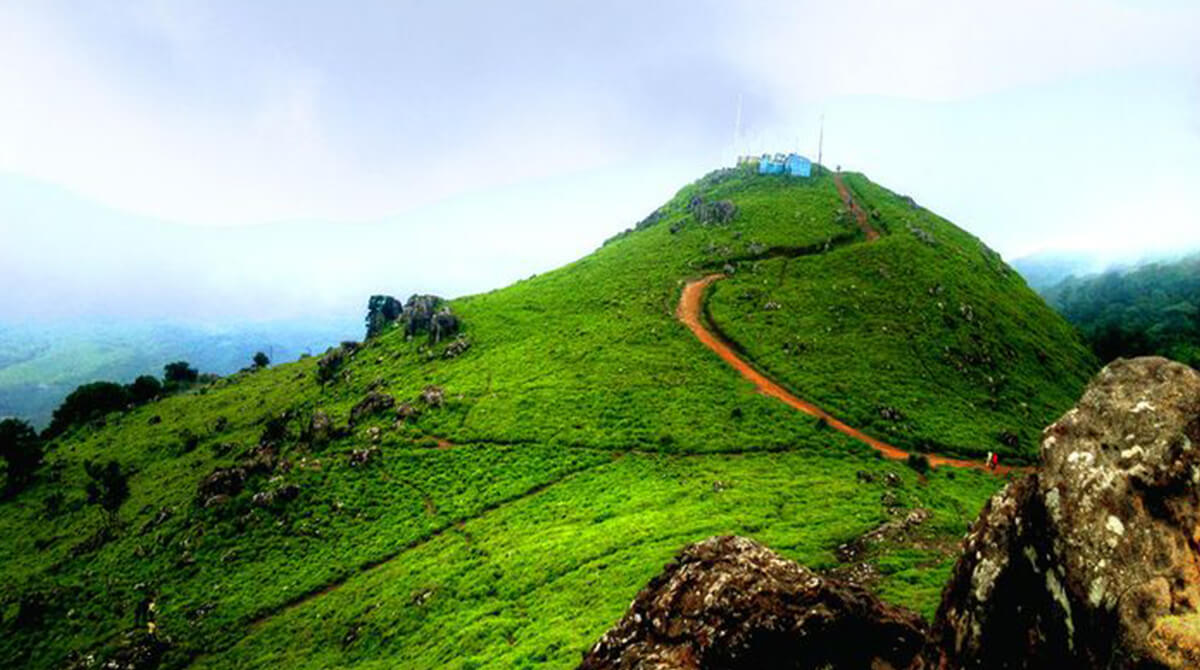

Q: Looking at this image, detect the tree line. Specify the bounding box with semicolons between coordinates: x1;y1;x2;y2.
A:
1042;253;1200;368
0;352;269;500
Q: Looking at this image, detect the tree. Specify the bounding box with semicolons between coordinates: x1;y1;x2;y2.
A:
0;418;42;497
127;375;163;405
253;351;270;369
84;459;130;524
163;361;199;385
45;381;131;438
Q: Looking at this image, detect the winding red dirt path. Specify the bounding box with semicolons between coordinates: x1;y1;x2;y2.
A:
834;173;880;241
678;177;1026;474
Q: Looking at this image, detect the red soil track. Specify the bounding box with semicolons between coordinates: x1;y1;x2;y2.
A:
834;173;880;241
677;179;1025;474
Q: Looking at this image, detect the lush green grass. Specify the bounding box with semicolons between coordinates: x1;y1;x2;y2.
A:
0;165;1091;668
707;174;1097;462
203;452;998;670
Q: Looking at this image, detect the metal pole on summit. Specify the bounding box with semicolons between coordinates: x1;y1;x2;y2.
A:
817;114;824;176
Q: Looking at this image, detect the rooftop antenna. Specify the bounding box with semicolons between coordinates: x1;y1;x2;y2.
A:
817;114;825;175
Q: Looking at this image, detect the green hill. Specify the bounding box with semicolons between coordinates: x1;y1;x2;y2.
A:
0;166;1097;669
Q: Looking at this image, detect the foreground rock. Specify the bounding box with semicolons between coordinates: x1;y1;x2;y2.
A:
578;535;929;669
934;356;1200;668
583;358;1200;669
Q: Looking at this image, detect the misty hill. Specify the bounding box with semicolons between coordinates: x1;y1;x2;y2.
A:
0;319;359;429
0;165;1097;669
1041;252;1200;368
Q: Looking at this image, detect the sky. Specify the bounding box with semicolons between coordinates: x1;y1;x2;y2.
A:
2;0;1199;322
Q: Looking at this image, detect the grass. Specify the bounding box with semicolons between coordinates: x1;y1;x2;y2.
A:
0;164;1094;668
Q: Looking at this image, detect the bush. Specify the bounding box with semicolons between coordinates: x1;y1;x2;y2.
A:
164;361;199;385
1;418;42;496
84;460;130;524
45;382;131;438
127;375;163;405
253;352;270;369
905;453;931;475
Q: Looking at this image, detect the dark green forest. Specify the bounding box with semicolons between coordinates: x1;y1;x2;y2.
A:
1041;253;1200;368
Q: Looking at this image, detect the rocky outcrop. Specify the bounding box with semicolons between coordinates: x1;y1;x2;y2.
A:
933;356;1200;668
582;357;1200;669
578;535;930;670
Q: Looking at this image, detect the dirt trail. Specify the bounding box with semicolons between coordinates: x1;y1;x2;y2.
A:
678;274;1023;475
834;173;879;241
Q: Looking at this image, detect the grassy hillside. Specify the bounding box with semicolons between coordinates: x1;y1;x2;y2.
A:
708;174;1097;462
0;165;1096;669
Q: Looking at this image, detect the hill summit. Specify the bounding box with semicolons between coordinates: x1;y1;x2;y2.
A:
1;164;1096;669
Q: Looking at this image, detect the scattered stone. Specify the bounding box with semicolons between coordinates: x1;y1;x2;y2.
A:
883;472;902;487
396;402;420;423
316;347;346;384
578;536;929;669
420;385;445;408
349;392;396;426
348;447;381;467
444;336;471;359
365;426;382;444
308;410;333;445
763;301;781;311
856;470;876;484
880;406;905;422
197;467;246;501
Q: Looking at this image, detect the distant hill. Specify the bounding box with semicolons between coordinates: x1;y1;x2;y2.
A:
1041;253;1200;368
0;165;1097;669
0;319;358;429
1010;251;1115;290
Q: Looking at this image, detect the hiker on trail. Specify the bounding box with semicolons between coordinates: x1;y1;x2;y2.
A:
986;452;993;470
990;453;999;470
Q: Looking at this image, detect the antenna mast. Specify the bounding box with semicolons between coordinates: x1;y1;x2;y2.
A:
817;114;825;175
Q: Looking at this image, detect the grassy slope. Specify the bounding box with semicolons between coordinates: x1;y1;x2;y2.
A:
708;173;1097;462
0;166;1091;669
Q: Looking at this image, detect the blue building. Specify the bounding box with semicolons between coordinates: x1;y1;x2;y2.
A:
758;153;785;175
757;152;812;178
785;153;812;177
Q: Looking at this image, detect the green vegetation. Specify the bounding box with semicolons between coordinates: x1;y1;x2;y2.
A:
0;165;1093;668
707;174;1096;462
1041;253;1200;368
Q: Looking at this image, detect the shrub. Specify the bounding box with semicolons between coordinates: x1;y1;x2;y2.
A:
163;361;199;385
253;352;270;369
45;382;131;438
84;460;130;524
1;418;42;496
905;453;931;475
127;375;163;405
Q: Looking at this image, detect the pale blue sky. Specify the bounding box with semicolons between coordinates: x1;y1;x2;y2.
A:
1;1;1198;320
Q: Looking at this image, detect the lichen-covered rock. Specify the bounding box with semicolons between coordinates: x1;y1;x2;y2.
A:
933;357;1200;668
420;385;445;408
578;535;930;670
349;391;396;426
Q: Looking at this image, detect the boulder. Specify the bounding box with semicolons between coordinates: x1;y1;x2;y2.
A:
933;357;1200;668
349;392;396;426
197;467;246;501
578;535;930;670
420;385;445;408
308;410;333;445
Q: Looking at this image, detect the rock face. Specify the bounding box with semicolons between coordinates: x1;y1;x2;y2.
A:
934;357;1200;668
582;358;1200;669
578;535;930;670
